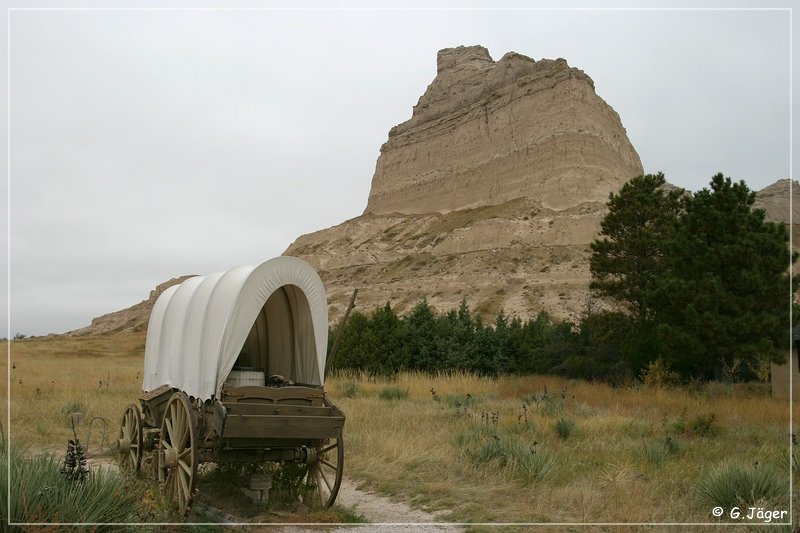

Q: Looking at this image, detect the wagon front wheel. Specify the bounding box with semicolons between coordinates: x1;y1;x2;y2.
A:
303;431;344;509
158;393;198;517
116;403;142;472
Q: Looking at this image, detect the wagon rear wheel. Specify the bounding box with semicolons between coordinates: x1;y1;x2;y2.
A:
158;393;198;517
116;403;142;472
303;431;344;509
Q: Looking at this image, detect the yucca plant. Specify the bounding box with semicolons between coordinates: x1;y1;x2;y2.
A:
2;440;145;525
641;435;683;465
695;462;786;510
554;418;576;440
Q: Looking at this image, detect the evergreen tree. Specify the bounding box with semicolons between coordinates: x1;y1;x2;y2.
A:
370;302;403;374
590;173;683;323
402;300;439;371
652;173;796;379
330;311;372;371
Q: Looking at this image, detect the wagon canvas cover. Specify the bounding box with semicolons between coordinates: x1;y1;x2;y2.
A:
142;256;328;400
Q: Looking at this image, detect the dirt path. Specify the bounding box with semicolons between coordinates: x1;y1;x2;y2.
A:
322;478;460;532
85;449;460;530
195;477;461;532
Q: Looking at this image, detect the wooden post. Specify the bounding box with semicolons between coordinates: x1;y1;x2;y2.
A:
325;288;358;379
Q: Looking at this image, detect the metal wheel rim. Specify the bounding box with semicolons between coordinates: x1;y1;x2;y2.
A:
116;403;142;472
158;392;198;517
303;432;344;509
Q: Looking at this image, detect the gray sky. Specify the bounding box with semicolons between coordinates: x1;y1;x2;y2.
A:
2;2;796;336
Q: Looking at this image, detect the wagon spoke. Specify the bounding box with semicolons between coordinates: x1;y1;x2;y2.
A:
315;468;327;503
320;442;338;455
317;464;333;493
178;469;190;503
178;459;192;476
320;458;336;470
176;403;185;444
165;417;175;444
178;448;192;460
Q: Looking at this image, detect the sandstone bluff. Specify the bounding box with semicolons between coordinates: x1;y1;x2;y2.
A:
366;46;642;214
286;45;643;322
68;46;793;336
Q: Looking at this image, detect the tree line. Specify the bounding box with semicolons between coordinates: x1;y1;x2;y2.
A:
330;173;795;383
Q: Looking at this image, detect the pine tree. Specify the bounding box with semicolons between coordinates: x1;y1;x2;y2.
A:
590;173;683;323
652;174;796;379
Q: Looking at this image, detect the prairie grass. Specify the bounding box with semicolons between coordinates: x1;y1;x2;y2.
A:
3;337;796;527
327;370;793;524
6;333;145;452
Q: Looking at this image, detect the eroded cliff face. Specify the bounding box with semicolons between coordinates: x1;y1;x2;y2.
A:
287;197;605;322
70;45;794;334
754;178;799;275
365;45;643;214
282;46;644;321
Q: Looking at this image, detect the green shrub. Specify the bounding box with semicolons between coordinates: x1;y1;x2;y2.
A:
695;463;785;509
553;418;576;440
663;410;718;437
641;358;681;387
688;413;718;437
378;386;409;400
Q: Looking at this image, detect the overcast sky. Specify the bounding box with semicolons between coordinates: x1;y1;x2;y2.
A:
2;2;796;336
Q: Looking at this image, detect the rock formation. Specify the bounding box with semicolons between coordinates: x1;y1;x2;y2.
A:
71;46;794;335
754;178;799;275
286;45;643;322
365;45;643;214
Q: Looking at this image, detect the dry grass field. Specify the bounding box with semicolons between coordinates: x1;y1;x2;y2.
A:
328;372;793;526
4;334;797;529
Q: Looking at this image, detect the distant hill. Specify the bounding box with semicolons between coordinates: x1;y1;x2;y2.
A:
66;275;194;336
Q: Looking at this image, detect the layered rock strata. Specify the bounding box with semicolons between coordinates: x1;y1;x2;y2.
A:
285;45;643;321
79;48;795;334
365;45;643;214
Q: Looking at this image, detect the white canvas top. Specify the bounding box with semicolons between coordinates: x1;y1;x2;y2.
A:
142;256;328;400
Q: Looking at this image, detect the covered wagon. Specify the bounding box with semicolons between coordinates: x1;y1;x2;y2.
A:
115;256;345;515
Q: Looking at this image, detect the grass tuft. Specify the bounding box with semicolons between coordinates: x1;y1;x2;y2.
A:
455;425;554;483
2;441;145;523
337;380;359;398
553;418;576;440
695;462;785;510
378;386;409;400
640;435;683;465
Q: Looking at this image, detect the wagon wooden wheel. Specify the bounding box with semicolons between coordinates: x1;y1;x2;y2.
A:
302;431;344;509
116;403;143;472
158;392;198;517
